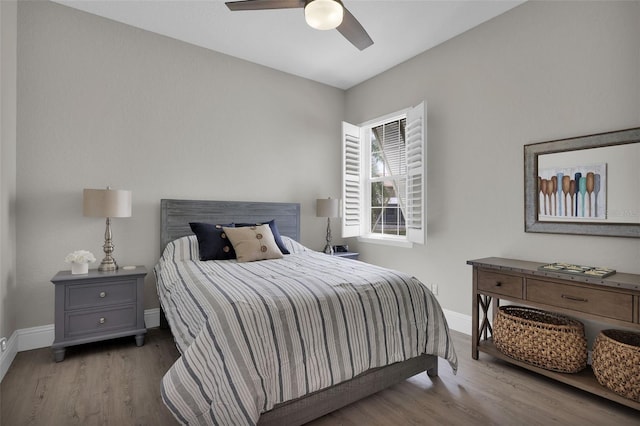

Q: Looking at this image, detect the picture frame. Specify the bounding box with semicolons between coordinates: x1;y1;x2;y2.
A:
524;127;640;238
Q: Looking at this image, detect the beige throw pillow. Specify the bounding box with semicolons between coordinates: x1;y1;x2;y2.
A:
222;224;284;263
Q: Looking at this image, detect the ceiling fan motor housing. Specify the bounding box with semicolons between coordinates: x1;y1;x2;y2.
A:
305;0;344;31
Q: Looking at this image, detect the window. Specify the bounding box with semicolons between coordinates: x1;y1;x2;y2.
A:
342;102;425;246
370;118;406;237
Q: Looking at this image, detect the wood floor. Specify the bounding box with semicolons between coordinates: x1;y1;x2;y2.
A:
1;328;638;425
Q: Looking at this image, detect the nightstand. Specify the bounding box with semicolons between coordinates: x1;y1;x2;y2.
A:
331;251;359;260
51;266;147;362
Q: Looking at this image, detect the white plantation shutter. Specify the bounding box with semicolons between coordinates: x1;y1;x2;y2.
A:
405;102;425;244
373;121;406;177
342;122;362;238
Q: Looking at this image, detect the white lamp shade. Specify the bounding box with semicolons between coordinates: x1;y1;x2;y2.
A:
316;198;340;218
305;0;344;30
83;188;132;218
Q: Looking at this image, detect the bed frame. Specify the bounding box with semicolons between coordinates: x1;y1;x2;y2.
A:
159;199;438;425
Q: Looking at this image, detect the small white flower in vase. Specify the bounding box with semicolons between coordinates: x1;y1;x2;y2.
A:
65;250;96;274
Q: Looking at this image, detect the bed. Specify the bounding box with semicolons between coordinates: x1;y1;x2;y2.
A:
155;199;458;425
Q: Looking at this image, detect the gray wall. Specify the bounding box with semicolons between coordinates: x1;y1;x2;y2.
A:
16;2;344;329
345;0;640;316
1;0;17;340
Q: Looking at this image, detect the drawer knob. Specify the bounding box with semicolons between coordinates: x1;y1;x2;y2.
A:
99;317;106;324
495;282;502;287
99;291;107;298
561;294;588;302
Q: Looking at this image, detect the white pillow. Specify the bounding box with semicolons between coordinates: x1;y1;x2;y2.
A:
223;225;284;263
280;236;310;254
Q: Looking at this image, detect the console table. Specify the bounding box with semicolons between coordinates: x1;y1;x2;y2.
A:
468;257;640;410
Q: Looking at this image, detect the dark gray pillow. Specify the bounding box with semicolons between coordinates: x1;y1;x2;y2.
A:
189;222;235;261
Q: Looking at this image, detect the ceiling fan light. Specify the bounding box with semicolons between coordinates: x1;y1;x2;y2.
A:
305;0;343;31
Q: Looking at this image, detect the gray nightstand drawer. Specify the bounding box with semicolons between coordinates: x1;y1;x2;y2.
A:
66;279;136;310
65;305;136;338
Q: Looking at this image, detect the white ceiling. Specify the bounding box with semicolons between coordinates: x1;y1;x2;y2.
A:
52;0;525;90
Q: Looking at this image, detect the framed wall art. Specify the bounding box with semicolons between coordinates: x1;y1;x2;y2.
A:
524;127;640;238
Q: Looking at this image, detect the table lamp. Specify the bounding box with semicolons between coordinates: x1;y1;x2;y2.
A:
316;198;339;254
83;187;132;271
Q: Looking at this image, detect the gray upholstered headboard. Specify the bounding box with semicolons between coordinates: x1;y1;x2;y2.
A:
160;199;301;253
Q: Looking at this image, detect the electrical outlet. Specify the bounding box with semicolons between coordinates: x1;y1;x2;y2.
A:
0;337;7;352
432;284;439;295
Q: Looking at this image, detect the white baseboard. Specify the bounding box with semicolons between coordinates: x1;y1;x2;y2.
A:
443;309;472;336
18;324;54;352
0;331;18;383
145;308;161;328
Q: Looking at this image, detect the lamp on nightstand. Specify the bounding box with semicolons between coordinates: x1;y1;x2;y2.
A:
83;187;132;271
316;197;340;254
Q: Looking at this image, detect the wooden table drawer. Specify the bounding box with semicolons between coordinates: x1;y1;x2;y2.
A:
477;270;523;298
527;279;634;322
65;305;137;338
66;279;136;310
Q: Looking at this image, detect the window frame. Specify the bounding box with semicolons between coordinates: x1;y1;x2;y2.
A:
363;111;409;241
342;102;425;247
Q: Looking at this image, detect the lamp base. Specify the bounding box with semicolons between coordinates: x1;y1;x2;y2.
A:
99;217;118;272
323;217;334;255
98;257;118;272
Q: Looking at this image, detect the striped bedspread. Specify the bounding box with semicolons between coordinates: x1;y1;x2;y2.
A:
155;236;457;425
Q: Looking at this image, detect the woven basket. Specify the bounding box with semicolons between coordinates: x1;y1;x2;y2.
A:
592;329;640;402
493;306;587;373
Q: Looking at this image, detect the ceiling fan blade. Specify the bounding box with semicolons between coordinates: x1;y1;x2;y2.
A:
337;7;373;51
226;0;304;11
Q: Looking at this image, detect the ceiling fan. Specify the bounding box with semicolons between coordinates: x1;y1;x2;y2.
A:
225;0;374;51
